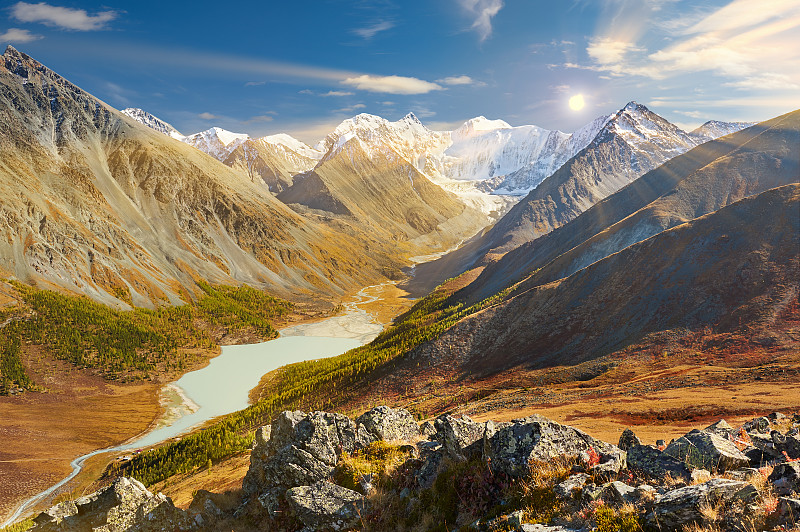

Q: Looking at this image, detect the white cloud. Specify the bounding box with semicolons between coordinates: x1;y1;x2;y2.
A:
244;81;266;87
198;112;219;120
353;20;394;39
246;114;274;123
723;73;800;91
298;89;314;95
321;90;355;97
334;103;366;113
437;75;476;85
11;2;117;31
457;0;504;42
341;74;444;94
0;27;42;42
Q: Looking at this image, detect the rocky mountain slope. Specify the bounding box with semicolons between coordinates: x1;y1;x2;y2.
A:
222;136;322;193
0;46;451;306
406;103;754;292
462;109;800;302
121;108;184;139
691;120;756;142
418;183;799;376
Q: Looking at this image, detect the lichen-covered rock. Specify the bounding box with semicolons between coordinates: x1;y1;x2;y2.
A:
627;443;692;480
663;429;750;472
415;441;445;489
433;414;487;461
768;462;800;496
31;477;191;532
600;481;636;506
286;480;365;531
243;410;373;497
618;428;641;451
484;415;623;477
356;406;420;442
744;416;771;434
419;420;437;439
554;473;589;500
645;479;758;529
703;419;734;437
772;430;800;460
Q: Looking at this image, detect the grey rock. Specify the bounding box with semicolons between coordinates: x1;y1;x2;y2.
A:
772;430;800;460
433;414;487;461
507;509;525;528
635;484;656;500
254;424;271;448
356;406;420;442
554;473;589;500
768;462;800;496
31;477;191;532
724;468;761;482
626;443;692;480
703;419;734;437
415;441;444;489
744;416;771;434
663;429;750;472
769;412;788;422
618;428;640;451
776;497;800;527
646;479;758;529
484;415;623;477
600;481;636;506
243;410;373;497
419;420;437;439
286;481;365;531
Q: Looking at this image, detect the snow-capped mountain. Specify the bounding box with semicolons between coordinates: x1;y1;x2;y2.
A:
121;108;184;140
180;127;250;161
690;120;756;143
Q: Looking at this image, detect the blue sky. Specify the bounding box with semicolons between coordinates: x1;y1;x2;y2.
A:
2;0;799;143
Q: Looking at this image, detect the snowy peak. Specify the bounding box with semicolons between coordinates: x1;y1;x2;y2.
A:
452;116;512;141
181;127;250;161
690;120;756;142
602;101;695;154
121;108;183;139
260;133;323;160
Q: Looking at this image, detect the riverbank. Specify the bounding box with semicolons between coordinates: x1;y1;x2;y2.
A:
0;282;412;526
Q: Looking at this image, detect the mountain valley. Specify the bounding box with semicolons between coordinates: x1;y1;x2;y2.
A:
0;43;798;532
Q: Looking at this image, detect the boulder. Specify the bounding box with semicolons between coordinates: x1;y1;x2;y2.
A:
646;479;758;529
744;416;771;434
768;462;800;496
433;414;487;461
663;429;750;472
618;428;640;451
520;526;580;532
554;473;589;500
769;412;788;422
415;441;444;489
242;410;373;515
484;415;623;477
772;431;800;460
31;477;190;532
286;481;365;531
419;420;437;439
703;419;734;438
600;481;636;506
626;444;692;481
356;406;420;442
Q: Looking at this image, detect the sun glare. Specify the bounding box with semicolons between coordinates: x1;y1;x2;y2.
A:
568;94;585;111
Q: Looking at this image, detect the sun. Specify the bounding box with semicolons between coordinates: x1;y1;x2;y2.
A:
568;94;585;111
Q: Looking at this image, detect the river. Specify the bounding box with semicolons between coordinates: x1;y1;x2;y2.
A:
2;284;388;527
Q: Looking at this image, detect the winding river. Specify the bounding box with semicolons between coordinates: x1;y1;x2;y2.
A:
3;284;388;527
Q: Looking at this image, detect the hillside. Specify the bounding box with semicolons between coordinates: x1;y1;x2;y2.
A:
0;46;459;307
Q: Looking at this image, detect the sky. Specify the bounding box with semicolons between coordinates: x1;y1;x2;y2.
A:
2;0;799;144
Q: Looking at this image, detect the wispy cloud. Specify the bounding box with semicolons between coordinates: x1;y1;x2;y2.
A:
333;103;366;113
102;81;135;107
437;75;477;85
244;81;266;87
11;2;117;31
321;90;355;97
573;0;800;90
245;114;274;123
198;112;219;120
342;74;443;94
0;27;42;42
457;0;504;42
353;20;394;39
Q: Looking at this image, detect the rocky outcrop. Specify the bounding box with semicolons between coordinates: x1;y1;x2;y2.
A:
645;479;758;529
286;481;365;531
663;429;750;473
28;409;800;532
31;477;190;531
484;415;624;477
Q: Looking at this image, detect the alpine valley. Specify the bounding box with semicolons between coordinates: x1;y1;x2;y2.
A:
0;44;798;532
